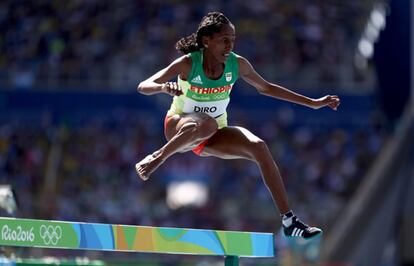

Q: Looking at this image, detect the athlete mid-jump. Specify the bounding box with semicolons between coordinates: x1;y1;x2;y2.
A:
136;12;340;239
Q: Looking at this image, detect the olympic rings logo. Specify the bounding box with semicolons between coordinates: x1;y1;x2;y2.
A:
39;225;62;245
212;94;227;100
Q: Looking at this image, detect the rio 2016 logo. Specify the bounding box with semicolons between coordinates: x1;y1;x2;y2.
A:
39;225;62;245
2;225;35;242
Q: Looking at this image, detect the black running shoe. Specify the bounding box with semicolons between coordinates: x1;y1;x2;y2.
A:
283;216;322;239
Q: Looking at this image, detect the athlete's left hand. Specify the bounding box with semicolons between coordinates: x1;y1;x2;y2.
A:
312;95;341;111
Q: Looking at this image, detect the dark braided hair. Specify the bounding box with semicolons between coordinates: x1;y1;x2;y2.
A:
175;12;232;54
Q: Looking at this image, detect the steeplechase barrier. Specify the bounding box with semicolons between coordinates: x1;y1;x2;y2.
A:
0;217;274;265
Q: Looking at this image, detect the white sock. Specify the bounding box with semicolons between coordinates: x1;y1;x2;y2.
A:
282;211;294;227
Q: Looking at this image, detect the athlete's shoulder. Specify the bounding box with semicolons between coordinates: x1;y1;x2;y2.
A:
233;53;248;63
233;54;253;76
169;54;192;78
173;54;192;68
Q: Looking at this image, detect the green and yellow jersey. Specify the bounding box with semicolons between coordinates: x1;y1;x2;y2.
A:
167;50;239;129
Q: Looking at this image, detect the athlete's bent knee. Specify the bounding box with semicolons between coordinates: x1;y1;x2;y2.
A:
178;122;198;134
178;118;217;140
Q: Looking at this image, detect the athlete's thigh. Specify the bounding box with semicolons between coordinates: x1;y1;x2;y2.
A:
201;126;263;160
164;113;216;141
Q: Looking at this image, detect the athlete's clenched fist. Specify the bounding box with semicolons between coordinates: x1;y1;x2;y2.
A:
162;82;183;96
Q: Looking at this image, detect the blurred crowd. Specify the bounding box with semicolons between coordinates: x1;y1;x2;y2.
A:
0;107;388;235
0;96;389;265
0;0;375;90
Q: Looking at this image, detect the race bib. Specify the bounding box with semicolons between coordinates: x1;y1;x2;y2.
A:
182;97;230;118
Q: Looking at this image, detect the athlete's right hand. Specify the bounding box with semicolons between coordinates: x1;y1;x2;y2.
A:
161;82;183;96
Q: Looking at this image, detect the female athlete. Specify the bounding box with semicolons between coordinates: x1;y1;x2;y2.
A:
136;12;340;239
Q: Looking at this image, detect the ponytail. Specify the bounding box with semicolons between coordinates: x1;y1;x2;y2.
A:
175;33;201;54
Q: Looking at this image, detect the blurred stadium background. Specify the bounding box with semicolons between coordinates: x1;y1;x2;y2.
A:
0;0;412;265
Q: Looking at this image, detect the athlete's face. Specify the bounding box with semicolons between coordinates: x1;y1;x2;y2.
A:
203;24;236;63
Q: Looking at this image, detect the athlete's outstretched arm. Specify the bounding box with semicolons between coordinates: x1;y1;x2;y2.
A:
238;56;340;110
137;55;191;96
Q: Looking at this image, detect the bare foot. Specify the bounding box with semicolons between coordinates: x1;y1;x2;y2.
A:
135;151;164;181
